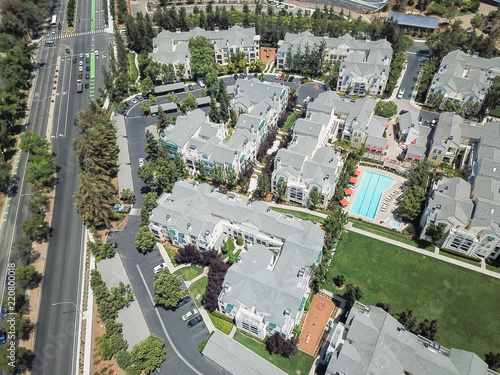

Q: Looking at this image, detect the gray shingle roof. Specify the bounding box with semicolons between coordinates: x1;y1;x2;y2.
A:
203;330;286;375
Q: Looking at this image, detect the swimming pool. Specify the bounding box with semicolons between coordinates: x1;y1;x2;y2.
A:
350;172;396;219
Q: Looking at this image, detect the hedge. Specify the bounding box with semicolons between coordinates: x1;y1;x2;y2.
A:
440;248;482;263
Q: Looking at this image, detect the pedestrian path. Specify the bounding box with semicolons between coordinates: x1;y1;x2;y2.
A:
47;29;107;40
268;202;500;280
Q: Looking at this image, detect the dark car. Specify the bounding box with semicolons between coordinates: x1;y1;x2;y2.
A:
0;331;6;345
176;296;191;309
73;57;77;63
187;84;193;91
1;306;7;318
86;65;90;71
288;75;295;82
111;242;118;248
66;48;70;53
86;73;90;79
399;110;408;115
187;315;203;328
85;83;89;89
142;93;149;100
253;73;258;78
74;118;78;126
86;57;90;64
233;74;238;80
135;95;143;102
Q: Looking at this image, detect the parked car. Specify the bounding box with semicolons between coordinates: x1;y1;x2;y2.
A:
399;110;408;115
187;315;203;328
418;116;423;124
95;50;99;56
288;75;295;82
138;157;145;167
135;95;143;102
86;65;90;71
78;73;82;79
177;296;191;308
86;73;90;79
187;84;193;91
397;88;405;99
78;66;83;72
85;83;89;89
431;118;438;126
280;74;285;80
66;48;70;53
79;53;84;58
182;308;199;321
111;242;118;248
153;262;167;274
233;74;238;80
1;306;7;318
73;57;77;63
79;61;83;66
86;53;90;58
0;331;5;345
86;57;90;64
253;73;258;78
275;74;280;80
131;98;138;104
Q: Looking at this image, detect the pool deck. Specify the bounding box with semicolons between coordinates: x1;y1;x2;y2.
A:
344;166;408;231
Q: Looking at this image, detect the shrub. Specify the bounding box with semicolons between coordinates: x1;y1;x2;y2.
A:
440;248;481;263
114;349;132;369
96;335;113;360
236;235;244;246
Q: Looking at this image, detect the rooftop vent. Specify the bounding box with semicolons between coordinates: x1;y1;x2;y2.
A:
444;186;448;190
187;223;191;230
267;207;272;212
297;268;305;277
228;193;236;200
285;213;294;221
175;28;181;33
214;26;219;32
205;230;210;236
166;215;171;221
190;145;196;150
398;325;406;333
363;306;371;316
436;204;442;209
284;308;291;316
210;188;215;193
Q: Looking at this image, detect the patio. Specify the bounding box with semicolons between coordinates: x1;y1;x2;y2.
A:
297;295;336;356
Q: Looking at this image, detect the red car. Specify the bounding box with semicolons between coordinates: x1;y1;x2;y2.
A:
78;73;82;79
280;74;285;80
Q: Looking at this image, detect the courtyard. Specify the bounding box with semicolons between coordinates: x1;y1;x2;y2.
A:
328;231;500;359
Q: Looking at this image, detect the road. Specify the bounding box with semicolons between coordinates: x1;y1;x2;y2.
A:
20;0;112;374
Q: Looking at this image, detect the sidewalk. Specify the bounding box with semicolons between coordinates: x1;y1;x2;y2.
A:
268;202;500;280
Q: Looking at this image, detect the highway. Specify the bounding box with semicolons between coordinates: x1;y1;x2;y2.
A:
0;0;111;373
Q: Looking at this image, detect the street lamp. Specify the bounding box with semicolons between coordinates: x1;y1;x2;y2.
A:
52;302;85;317
21;189;42;197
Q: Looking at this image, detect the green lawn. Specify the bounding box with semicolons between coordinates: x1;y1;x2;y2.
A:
349;219;434;251
128;52;138;82
209;312;233;335
164;244;178;267
172;266;203;281
188;276;208;307
233;332;315;375
272;207;325;223
486;257;500;273
329;231;500;358
282;112;297;131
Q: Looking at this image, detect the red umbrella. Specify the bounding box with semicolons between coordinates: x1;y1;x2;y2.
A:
350;177;357;184
415;157;421;160
340;199;349;206
377;148;383;152
408;155;414;159
354;170;361;176
345;188;353;195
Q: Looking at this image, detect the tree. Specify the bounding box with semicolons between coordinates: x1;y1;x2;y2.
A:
135;226;157;253
221;238;235;257
374;101;398;118
343;284;363;311
236;235;244;246
323;206;348;250
308;187;321;209
398;185;426;222
333;274;346;288
15;265;41;289
1;313;32;340
485;352;500;371
157;106;169;131
442;101;461;113
12;238;35;262
0;346;34;373
181;91;198;113
483;76;500;116
188;36;218;84
140;76;155;93
417;319;439;340
120;188;135;202
142;192;158;213
130;334;166;374
398;309;418;332
375;301;392;313
276;180;288;203
265;332;298;357
225;167;238;189
256;174;271;199
153;269;182;307
425;223;446;243
20;214;49;240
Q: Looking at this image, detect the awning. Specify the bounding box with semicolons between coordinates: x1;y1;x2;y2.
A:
366;145;371;149
487;236;495;241
408;155;414;159
386;123;389;129
226;304;234;313
317;250;323;262
298;296;306;311
377;148;383;152
340;199;349;206
345;188;353;195
412;139;416;144
350;177;357;184
386;144;389;149
268;322;276;329
415;157;421;160
354;170;361;176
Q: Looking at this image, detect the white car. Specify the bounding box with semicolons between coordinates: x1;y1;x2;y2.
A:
138;158;145;167
182;308;199;321
79;53;84;58
397;88;405;99
78;66;83;72
275;74;280;80
95;50;99;56
79;61;83;66
153;262;167;274
131;98;138;104
86;53;90;58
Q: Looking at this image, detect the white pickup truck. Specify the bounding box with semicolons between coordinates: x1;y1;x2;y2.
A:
153;262;168;274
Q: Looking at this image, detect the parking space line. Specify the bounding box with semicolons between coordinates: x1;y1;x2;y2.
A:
135;265;203;375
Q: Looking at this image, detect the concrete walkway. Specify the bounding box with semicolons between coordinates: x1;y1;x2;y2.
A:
157;242;189;273
268;202;500;280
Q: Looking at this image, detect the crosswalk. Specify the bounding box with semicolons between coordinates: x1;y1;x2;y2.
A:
49;29;108;40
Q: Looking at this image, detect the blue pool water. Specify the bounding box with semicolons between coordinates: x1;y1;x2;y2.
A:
350;172;396;219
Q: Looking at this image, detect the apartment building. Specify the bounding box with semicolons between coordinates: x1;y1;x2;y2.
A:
419;121;500;259
276;32;393;95
148;181;324;339
271;92;344;208
149;26;260;76
426;50;500;109
325;302;496;375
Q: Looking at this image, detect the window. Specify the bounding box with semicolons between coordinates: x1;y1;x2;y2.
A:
250;325;258;335
432;156;438;160
354;138;359;143
242;322;250;331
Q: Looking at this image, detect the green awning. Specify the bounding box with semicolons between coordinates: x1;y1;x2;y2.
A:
317;251;323;262
166;142;177;149
169;230;175;234
179;233;184;238
281;101;286;109
226;304;234;313
280;90;286;98
259;120;265;130
240;154;245;162
298;296;306;311
268;322;276;329
487;236;495;241
373;78;378;82
261;133;266;140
